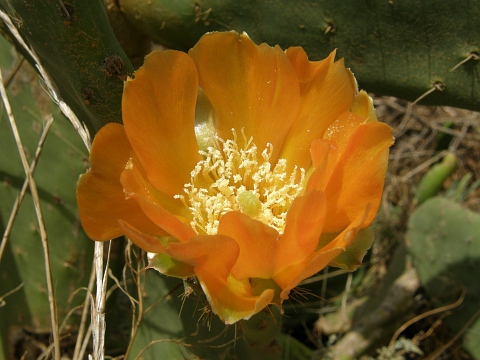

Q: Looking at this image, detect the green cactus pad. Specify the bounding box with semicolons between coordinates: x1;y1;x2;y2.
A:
407;197;480;358
119;0;480;111
0;0;134;135
0;61;93;357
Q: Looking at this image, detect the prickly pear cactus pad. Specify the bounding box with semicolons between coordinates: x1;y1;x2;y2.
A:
407;197;480;358
0;55;93;357
0;0;134;134
119;0;480;111
5;0;479;357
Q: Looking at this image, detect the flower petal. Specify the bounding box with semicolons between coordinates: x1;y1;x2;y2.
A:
218;212;279;280
280;49;357;170
275;248;342;300
275;206;369;299
189;32;300;161
349;90;378;122
119;221;195;277
122;50;202;196
305;139;338;192
274;190;326;273
323;122;393;232
120;162;196;242
119;219;168;253
198;271;274;325
167;234;239;279
76;123;165;241
324;112;368;155
167;234;275;324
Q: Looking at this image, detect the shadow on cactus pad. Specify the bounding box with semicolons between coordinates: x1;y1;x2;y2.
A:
407;197;480;358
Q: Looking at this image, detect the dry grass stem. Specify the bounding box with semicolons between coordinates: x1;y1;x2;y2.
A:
424;309;480;360
73;265;97;360
0;10;101;360
389;289;466;348
0;114;53;263
0;10;91;152
0;283;24;307
91;241;111;360
0;71;60;360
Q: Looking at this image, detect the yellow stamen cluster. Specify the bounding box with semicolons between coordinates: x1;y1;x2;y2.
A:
175;130;305;235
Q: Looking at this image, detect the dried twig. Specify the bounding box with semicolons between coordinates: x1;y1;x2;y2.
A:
424;308;480;360
0;10;91;151
73;263;96;360
0;115;53;263
398;150;448;182
0;283;24;307
0;10;110;360
0;70;61;360
90;241;111;360
124;248;146;359
388;289;466;348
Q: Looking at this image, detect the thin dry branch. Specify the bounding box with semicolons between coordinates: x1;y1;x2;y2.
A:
0;9;111;360
73;264;96;360
0;114;53;263
0;10;91;151
0;70;60;360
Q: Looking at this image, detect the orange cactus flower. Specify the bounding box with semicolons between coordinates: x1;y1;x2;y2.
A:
77;32;394;324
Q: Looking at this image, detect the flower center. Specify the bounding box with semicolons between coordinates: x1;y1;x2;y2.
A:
175;130;305;235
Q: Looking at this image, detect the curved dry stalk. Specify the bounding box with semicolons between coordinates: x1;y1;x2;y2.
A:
122;246;145;359
0;9;104;360
3;56;24;88
0;283;24;307
424;309;480;360
0;114;53;263
73;265;96;360
0;71;60;360
388;289;466;348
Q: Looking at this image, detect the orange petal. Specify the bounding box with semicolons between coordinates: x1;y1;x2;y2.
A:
275;248;343;300
305;139;338;192
167;233;274;323
285;46;331;82
323;122;393;232
349;90;378;122
119;221;195;277
120;163;196;242
324;112;369;155
274;190;326;273
122;50;201;196
167;234;239;279
218;212;279;280
189;32;300;161
77;123;165;240
280;49;357;170
275;207;369;299
198;271;274;325
119;219;168;253
318;204;370;253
